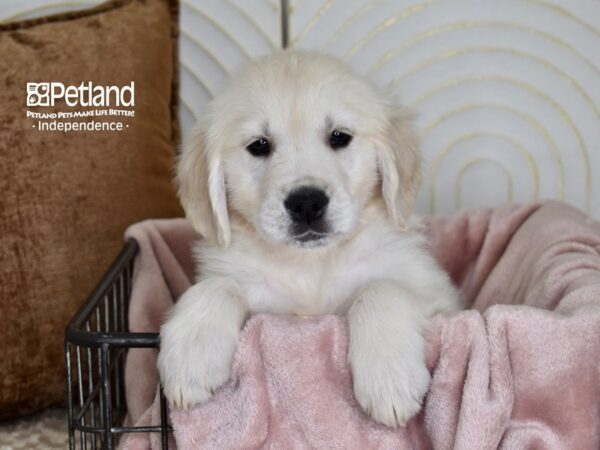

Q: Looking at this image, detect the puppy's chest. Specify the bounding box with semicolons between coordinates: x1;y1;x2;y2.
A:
200;229;416;315
228;251;380;316
241;266;353;315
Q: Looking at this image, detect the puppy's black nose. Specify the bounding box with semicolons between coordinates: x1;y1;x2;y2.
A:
284;187;329;225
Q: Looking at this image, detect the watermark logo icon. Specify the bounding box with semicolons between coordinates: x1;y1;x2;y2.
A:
27;82;51;106
26;81;135;107
26;81;135;133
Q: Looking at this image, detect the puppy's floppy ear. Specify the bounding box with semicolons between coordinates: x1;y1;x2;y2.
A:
177;124;230;247
378;106;422;229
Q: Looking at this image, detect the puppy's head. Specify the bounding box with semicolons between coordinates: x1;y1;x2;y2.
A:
178;50;421;249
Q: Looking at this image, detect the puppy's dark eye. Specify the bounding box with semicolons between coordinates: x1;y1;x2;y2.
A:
246;138;271;157
329;130;352;150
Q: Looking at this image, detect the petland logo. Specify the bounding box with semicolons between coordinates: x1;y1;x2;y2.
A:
26;81;135;133
27;81;135;107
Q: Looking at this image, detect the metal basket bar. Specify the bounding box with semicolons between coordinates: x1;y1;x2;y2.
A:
67;240;138;331
67;330;160;348
74;348;125;422
66;238;173;449
100;343;113;449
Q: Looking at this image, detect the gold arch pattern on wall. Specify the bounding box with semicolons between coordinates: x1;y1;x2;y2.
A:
367;21;600;79
421;103;565;200
344;1;433;57
289;0;600;216
430;131;539;213
326;0;385;45
394;46;600;122
336;0;599;59
408;75;591;212
529;0;600;42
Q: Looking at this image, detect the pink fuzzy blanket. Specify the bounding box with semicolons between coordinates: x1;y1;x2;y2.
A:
119;201;600;450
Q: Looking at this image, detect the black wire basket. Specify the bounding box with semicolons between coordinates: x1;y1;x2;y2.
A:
64;239;171;449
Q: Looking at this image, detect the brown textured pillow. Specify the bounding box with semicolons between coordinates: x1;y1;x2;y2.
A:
0;0;182;419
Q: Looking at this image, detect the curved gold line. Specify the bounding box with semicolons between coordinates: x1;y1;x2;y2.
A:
180;30;229;74
397;46;600;122
180;62;215;98
182;0;252;59
409;75;590;212
369;21;600;80
527;0;600;41
227;0;277;49
422;103;564;199
345;2;432;58
326;0;385;45
343;1;600;60
431;131;539;213
455;158;514;208
180;96;199;122
1;1;98;23
291;0;337;46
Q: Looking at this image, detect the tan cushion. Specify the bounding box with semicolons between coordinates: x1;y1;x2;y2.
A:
0;0;182;420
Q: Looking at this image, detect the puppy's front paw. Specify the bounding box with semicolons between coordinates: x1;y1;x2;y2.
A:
158;325;238;410
350;352;431;427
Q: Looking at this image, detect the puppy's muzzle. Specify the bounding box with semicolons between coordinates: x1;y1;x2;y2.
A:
284;186;329;241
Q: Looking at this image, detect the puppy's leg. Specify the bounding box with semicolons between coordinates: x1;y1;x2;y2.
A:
158;277;247;409
348;279;430;427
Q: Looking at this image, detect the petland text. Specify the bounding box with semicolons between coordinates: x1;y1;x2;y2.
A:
26;82;135;107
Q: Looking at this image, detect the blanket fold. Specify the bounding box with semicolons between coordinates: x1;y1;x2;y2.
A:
119;202;600;450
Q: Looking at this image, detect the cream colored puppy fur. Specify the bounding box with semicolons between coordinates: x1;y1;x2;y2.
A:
158;50;459;427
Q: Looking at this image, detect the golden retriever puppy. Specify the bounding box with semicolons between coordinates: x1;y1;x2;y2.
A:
158;50;459;427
